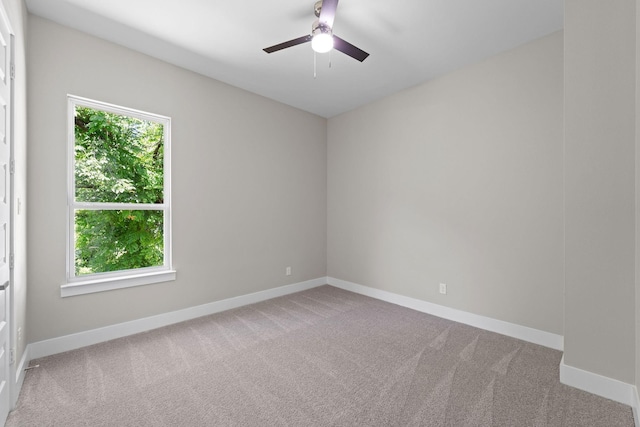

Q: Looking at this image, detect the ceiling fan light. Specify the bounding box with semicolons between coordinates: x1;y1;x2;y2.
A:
311;22;333;53
312;33;333;53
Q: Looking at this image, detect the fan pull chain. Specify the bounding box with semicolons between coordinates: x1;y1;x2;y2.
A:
314;51;317;79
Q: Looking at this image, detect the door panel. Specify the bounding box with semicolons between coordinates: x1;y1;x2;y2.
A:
0;3;11;424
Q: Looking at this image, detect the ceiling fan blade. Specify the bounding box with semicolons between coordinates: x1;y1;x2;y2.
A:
333;36;369;62
319;0;339;28
263;35;312;53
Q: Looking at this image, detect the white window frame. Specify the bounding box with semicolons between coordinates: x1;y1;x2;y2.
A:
63;95;175;297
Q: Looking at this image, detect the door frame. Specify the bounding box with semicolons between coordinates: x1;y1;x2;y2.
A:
0;0;15;415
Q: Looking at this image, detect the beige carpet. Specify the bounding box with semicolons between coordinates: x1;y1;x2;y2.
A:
7;285;634;426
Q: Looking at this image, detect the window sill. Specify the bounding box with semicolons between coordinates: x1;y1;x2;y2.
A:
61;270;176;298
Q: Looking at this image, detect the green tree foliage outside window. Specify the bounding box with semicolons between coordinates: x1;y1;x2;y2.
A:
74;106;165;276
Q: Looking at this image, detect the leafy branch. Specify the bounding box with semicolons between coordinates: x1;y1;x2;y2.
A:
74;106;165;275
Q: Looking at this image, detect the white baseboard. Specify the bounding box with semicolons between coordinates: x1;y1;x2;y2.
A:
559;355;638;410
327;277;564;351
29;277;327;360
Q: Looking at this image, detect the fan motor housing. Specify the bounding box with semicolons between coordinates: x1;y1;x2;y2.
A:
312;20;331;36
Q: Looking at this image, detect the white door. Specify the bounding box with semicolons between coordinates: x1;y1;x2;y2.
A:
0;4;11;425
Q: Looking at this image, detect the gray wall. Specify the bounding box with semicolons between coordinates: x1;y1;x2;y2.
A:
564;0;636;384
327;32;564;335
27;16;327;342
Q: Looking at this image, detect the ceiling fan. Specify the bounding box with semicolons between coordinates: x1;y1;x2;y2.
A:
263;0;369;62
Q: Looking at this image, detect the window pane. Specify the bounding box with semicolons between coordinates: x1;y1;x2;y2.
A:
74;106;164;204
75;210;164;276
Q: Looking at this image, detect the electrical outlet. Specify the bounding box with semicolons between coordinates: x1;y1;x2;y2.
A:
439;283;447;295
285;266;292;276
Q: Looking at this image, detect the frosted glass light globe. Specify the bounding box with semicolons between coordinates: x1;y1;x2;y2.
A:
312;32;333;53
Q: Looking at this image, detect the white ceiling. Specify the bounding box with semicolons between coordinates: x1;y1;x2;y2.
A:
25;0;564;118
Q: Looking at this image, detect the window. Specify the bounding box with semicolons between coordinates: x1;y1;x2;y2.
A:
63;96;175;297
